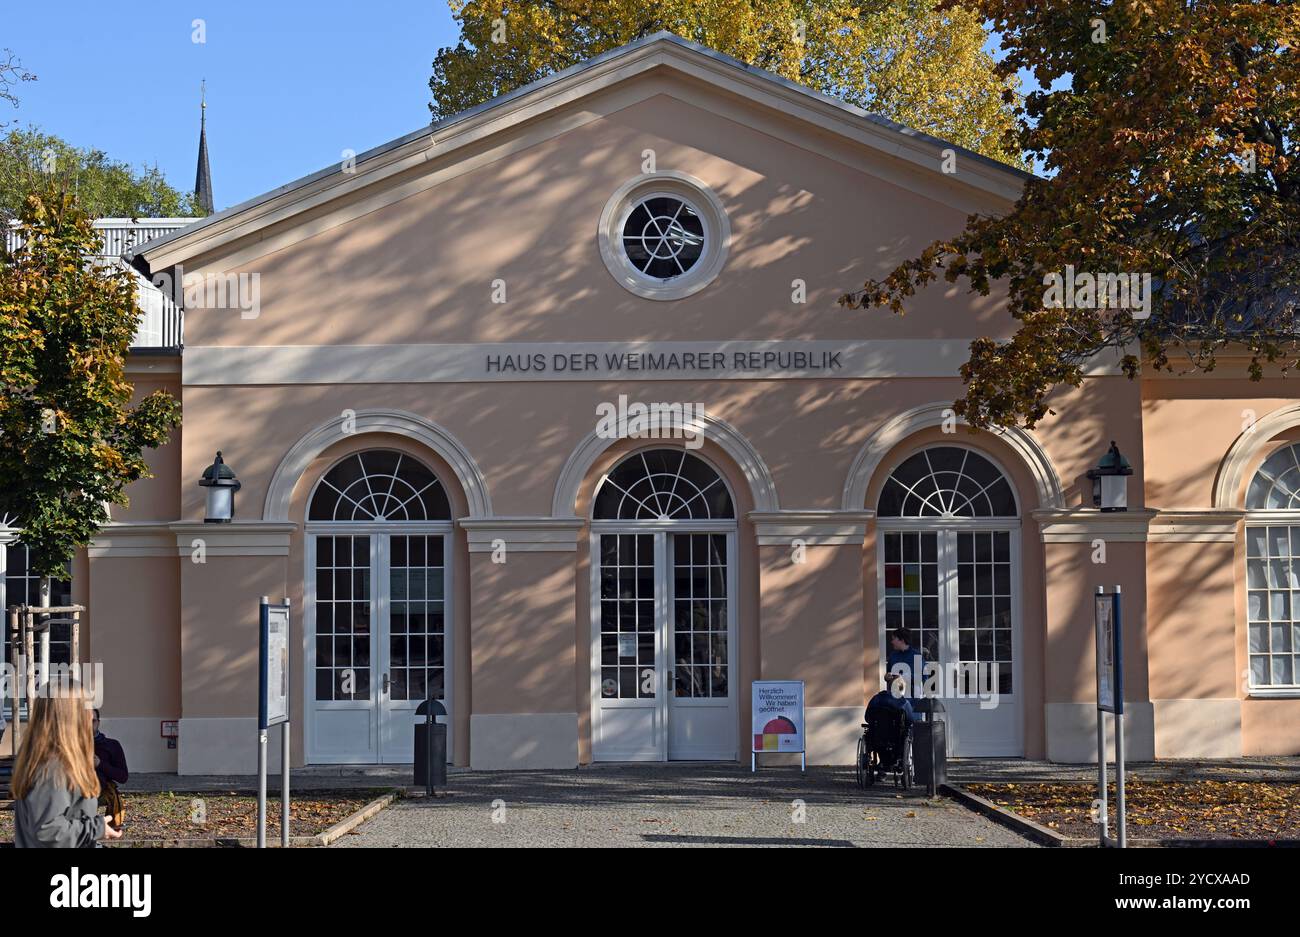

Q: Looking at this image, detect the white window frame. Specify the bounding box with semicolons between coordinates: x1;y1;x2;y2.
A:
0;529;75;720
598;172;730;301
1243;508;1300;698
305;522;454;763
874;445;1024;756
589;449;739;761
303;451;455;764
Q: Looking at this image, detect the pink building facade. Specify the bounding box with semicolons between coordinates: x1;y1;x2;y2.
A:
9;35;1297;773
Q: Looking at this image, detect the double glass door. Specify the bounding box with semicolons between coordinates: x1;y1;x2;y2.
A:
591;530;736;761
307;529;450;763
881;527;1021;756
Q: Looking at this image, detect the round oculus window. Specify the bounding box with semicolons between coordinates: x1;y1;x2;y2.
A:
598;172;730;301
621;194;706;281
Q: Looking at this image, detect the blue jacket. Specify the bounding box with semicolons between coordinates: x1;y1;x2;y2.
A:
867;689;918;722
885;645;927;699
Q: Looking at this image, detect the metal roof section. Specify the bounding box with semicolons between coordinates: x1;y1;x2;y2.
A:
130;31;1030;273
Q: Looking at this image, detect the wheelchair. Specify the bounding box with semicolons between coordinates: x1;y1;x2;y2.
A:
856;706;914;790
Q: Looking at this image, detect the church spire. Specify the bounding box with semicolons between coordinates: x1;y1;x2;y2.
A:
194;81;214;214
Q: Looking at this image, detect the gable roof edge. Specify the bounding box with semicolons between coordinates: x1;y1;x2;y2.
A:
132;31;1030;272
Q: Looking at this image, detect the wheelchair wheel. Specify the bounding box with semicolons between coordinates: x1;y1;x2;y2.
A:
900;736;914;791
855;735;868;789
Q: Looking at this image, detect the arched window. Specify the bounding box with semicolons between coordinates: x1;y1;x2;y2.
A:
589;448;738;761
877;446;1017;518
876;445;1022;754
593;449;734;520
1245;442;1300;690
1246;442;1300;510
305;449;454;763
308;450;450;521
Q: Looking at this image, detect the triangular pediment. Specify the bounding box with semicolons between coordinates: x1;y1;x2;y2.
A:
134;32;1026;274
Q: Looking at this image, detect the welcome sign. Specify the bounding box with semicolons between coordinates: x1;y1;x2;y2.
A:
751;680;805;756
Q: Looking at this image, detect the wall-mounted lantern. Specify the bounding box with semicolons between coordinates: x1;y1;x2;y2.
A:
199;451;241;523
1087;441;1133;512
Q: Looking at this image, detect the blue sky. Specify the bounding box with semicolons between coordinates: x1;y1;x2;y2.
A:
4;2;458;210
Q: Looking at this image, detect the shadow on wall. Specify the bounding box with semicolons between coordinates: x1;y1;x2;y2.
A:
758;546;862;702
473;559;576;709
203;93;1016;351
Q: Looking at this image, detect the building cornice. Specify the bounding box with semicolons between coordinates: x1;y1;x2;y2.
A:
170;521;297;557
1031;509;1157;543
1033;507;1245;544
1147;509;1244;543
459;516;585;553
748;510;874;546
125;355;181;376
88;523;176;557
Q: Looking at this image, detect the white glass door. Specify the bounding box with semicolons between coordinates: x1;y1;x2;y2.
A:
946;530;1019;755
378;533;449;763
592;529;735;761
667;532;734;759
307;529;450;763
881;527;1021;756
593;533;663;760
308;533;377;762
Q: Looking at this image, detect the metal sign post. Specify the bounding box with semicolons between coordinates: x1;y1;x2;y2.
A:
1095;585;1126;848
256;596;291;848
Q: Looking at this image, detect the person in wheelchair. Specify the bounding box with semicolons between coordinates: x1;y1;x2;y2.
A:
858;672;918;788
866;671;919;722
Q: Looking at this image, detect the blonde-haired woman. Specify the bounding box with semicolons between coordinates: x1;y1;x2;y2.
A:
12;688;122;847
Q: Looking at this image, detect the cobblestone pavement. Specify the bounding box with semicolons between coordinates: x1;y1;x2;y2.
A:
329;765;1034;848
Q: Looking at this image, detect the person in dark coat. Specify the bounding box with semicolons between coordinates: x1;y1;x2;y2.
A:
92;709;128;788
92;709;128;828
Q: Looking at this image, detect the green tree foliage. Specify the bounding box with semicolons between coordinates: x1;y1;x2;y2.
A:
0;186;182;578
844;0;1300;429
1;128;205;222
430;0;1024;167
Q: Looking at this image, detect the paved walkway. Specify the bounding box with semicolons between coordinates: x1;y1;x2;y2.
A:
119;758;1297;848
327;765;1031;848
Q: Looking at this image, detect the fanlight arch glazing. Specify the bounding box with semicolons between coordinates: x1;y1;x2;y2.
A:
593;449;734;521
1246;443;1300;510
308;450;450;522
877;446;1017;518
